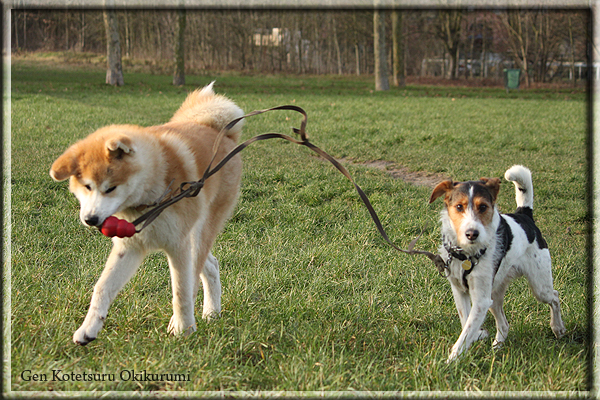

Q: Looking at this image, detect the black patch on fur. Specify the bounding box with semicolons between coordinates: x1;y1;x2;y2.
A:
505;207;548;249
448;180;494;206
468;180;495;204
495;217;512;272
514;206;534;220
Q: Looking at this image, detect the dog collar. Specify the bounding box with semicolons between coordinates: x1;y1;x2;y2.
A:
442;237;487;272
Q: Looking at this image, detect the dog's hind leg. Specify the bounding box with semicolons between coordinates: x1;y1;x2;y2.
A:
189;220;223;322
166;246;198;336
489;279;510;348
192;191;240;321
199;252;221;321
522;252;566;339
73;242;146;345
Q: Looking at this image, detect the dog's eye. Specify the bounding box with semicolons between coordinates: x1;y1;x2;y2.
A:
105;186;117;194
84;185;92;191
478;204;488;213
456;204;464;212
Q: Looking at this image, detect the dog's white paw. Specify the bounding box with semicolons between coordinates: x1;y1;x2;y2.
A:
167;315;197;336
202;309;221;322
477;329;489;341
73;318;104;346
446;350;460;363
492;339;504;350
446;342;463;363
552;325;566;339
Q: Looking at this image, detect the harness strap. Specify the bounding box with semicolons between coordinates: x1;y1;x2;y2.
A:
129;105;444;268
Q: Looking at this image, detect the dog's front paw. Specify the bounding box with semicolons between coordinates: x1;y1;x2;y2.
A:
446;342;463;363
552;324;566;339
446;350;460;363
492;339;504;350
73;319;104;346
167;315;197;336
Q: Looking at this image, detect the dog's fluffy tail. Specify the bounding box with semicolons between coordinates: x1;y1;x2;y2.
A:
170;81;245;141
504;165;534;209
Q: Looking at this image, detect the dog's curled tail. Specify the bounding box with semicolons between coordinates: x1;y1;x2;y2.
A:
170;81;245;141
504;165;534;209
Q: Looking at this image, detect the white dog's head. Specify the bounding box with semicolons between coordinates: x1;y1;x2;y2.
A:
50;126;143;227
429;177;501;252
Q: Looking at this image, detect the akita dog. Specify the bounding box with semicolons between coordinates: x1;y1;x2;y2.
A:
50;82;244;345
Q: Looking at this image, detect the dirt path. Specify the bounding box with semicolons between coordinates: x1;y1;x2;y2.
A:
339;158;449;188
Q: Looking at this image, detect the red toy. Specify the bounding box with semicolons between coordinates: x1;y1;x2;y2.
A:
101;216;137;238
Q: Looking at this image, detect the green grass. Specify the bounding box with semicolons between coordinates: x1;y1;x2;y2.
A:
9;59;589;393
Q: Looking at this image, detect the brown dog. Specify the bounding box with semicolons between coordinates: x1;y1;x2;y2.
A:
50;83;244;345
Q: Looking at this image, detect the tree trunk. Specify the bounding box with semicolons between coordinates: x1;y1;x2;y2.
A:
23;10;27;49
502;11;530;87
467;16;475;79
173;9;186;86
436;10;462;80
391;10;405;87
79;12;85;51
374;9;389;91
332;16;342;75
481;22;487;78
354;43;360;76
124;11;130;58
568;15;576;86
103;9;124;86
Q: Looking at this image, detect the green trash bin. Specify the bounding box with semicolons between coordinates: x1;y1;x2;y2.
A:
504;68;521;92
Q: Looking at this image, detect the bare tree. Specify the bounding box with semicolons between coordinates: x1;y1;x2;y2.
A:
374;9;389;90
433;10;463;79
391;10;405;86
12;9;591;82
103;8;124;86
173;9;186;86
332;15;343;75
500;10;530;87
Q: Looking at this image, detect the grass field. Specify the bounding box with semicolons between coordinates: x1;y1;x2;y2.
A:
8;57;589;394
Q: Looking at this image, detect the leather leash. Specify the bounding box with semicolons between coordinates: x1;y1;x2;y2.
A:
130;105;446;272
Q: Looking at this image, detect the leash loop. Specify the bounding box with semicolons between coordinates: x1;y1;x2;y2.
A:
126;104;441;269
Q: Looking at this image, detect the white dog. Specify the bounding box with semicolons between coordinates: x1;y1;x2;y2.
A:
429;165;566;362
50;83;244;345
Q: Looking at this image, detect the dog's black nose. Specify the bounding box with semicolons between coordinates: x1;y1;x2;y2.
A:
85;216;100;226
465;229;479;241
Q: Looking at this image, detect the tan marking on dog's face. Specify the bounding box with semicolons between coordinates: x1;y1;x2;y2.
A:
445;182;495;234
431;178;500;245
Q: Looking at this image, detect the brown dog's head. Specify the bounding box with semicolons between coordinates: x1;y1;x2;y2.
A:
50;126;141;227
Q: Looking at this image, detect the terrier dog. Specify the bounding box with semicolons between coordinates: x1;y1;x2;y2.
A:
429;165;565;362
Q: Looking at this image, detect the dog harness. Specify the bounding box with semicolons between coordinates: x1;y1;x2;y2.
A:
442;238;487;287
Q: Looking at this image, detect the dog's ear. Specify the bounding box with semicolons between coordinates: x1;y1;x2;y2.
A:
480;177;501;202
106;135;133;159
50;146;79;182
429;180;454;203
